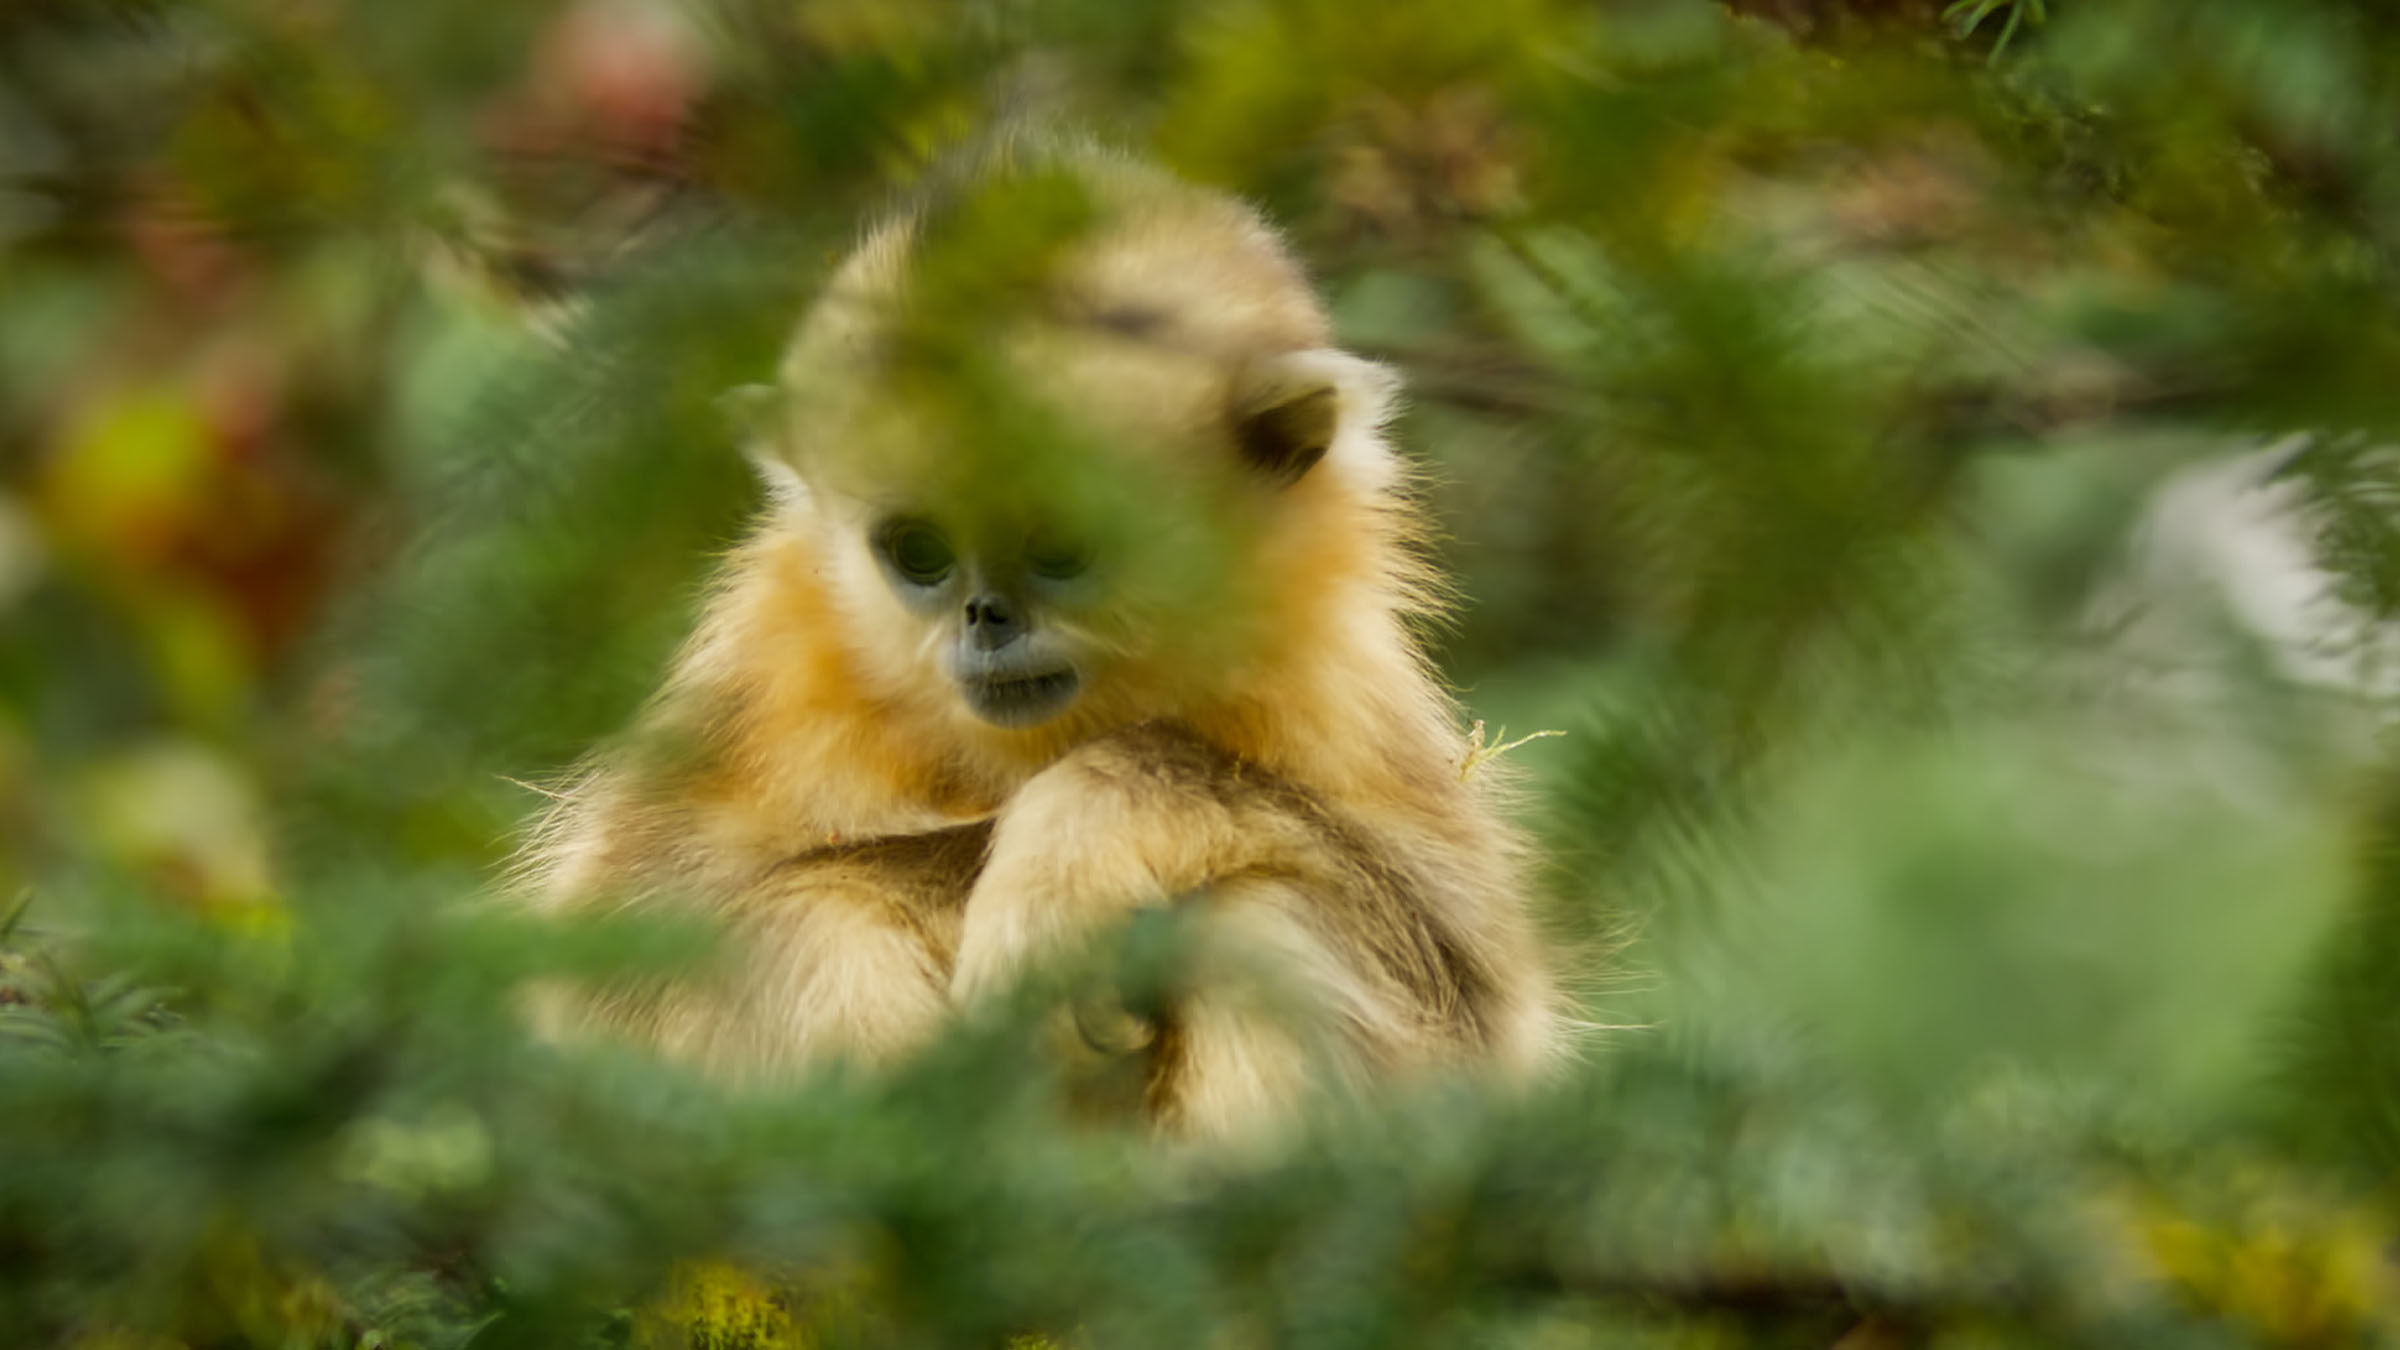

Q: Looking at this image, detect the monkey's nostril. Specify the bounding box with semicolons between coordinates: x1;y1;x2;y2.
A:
964;593;1021;648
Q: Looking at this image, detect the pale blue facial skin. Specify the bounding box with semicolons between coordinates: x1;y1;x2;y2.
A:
870;516;1093;729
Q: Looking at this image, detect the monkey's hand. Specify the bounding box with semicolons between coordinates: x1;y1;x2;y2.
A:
953;721;1415;1137
949;721;1312;1008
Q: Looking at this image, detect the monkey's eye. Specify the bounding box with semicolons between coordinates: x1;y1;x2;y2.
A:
1024;529;1091;581
880;521;955;585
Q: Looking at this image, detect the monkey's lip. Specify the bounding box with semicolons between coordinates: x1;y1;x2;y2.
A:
961;666;1082;728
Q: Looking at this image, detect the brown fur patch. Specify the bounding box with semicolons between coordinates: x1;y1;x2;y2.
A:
771;822;995;975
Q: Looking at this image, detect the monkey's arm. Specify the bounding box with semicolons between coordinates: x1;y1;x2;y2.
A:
529;812;990;1078
950;722;1491;1135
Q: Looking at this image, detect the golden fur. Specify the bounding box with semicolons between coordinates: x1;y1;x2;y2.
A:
518;148;1560;1137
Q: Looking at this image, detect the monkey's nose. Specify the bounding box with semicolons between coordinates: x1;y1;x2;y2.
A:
964;593;1023;651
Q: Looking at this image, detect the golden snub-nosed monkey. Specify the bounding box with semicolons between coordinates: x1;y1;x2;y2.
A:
517;144;1562;1139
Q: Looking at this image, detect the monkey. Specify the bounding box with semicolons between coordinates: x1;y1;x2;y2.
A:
516;144;1562;1139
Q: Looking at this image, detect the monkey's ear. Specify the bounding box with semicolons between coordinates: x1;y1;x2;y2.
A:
721;383;811;505
1230;350;1400;487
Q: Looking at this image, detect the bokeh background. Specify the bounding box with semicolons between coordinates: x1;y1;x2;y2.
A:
11;0;2400;1344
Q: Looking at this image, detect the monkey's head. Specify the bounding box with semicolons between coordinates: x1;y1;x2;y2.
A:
751;149;1407;749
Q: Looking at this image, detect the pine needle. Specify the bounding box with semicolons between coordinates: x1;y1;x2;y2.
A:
1461;721;1566;781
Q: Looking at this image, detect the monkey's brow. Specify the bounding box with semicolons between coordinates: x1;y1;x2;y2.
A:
1044;292;1248;365
1089;304;1169;338
1043;289;1171;336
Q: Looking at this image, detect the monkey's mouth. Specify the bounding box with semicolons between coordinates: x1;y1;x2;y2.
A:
961;667;1082;729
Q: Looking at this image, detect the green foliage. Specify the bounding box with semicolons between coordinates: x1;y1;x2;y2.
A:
13;0;2400;1344
1944;1;2046;61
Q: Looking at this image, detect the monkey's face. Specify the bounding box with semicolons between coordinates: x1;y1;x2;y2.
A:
821;337;1385;737
865;510;1098;729
783;325;1400;740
